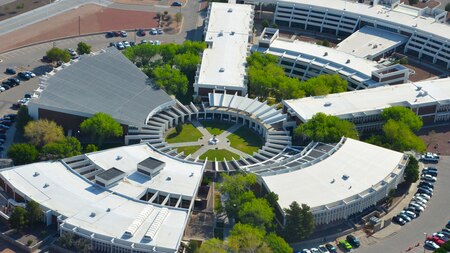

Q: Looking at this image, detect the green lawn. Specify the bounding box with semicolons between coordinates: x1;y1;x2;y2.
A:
227;127;264;155
199;120;234;136
176;145;201;155
166;123;203;143
199;149;240;161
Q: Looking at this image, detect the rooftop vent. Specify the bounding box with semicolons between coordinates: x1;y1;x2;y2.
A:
219;67;225;72
190;172;194;177
218;31;223;36
116;155;122;160
330;179;335;184
106;208;111;212
324;52;328;56
346;59;351;64
228;8;233;12
33;172;40;177
230;31;235;35
416;86;422;91
166;177;172;181
43;183;49;188
90;212;96;218
324;102;332;107
342;174;350;180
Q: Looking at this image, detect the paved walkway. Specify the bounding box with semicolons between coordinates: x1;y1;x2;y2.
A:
169;121;251;160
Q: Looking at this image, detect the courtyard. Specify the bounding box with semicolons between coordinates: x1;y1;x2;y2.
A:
165;120;264;161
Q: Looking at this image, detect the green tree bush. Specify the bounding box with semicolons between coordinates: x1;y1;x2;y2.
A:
283;201;315;243
381;106;423;131
41;137;82;160
265;233;293;253
367;120;425;152
9;207;28;231
7;143;39;165
24;119;64;147
409;0;418;4
15;106;32;133
445;3;450;11
77;42;92;55
80;112;123;147
152;65;188;95
84;144;98;153
299;74;348;96
26;201;42;225
46;47;71;64
404;155;419;183
295;112;358;143
237;198;274;230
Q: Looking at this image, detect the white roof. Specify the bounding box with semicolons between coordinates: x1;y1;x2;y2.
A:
284;78;450;121
196;3;253;89
272;0;450;41
263;38;380;83
336;26;409;59
261;138;404;210
86;144;203;198
0;144;204;250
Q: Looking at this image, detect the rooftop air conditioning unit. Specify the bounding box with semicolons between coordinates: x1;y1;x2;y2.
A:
228;8;233;12
219;68;225;72
324;102;332;107
346;59;351;64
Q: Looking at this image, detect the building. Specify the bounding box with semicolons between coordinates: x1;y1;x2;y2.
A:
255;28;410;90
28;47;175;134
282;78;450;131
193;2;254;98
0;144;205;253
247;137;407;225
246;0;450;69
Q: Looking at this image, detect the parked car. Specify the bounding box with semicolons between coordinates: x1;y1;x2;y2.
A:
172;1;183;6
130;41;136;47
140;40;148;44
421;152;439;162
310;248;319;253
1;85;10;90
417;193;431;200
417;188;433;196
137;29;145;36
338;240;352;251
116;42;125;50
150;28;157;35
5;68;16;75
325;243;337;253
67;48;78;59
409;203;425;212
410;201;426;209
157;29;164;34
7;78;20;86
106;31;115;38
346;235;360;247
154;40;161;45
0;124;10;129
120;31;128;37
425;167;438;172
392;215;406;225
25;71;36;77
0;134;6;140
419;181;434;189
0;121;12;127
123;41;131;48
405;207;421;216
4;114;17;121
398;213;411;222
0;86;5;92
318;245;329;253
402;210;417;219
109;42;116;47
18;72;31;80
425;240;440;250
422;174;437;182
301;250;311;253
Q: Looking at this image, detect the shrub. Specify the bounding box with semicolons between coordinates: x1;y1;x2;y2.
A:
27;239;33;246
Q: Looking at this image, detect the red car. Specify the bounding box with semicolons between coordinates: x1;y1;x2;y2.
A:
427;236;445;246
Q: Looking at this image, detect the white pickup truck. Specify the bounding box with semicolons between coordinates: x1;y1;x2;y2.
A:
420;152;439;162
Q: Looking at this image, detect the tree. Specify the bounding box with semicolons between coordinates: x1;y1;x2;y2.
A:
152;64;188;95
80;112;123;147
262;19;270;28
199;238;227;253
433;248;447;253
404;155;419;183
84;144;98;153
264;191;279;209
227;223;269;253
299;74;348;96
124;43;159;66
265;233;293;253
41;137;82;160
219;173;257;218
295;112;358;143
15;106;32;133
440;240;450;251
173;52;201;78
9;207;28;231
186;241;200;253
381;106;423;132
320;40;330;47
283;201;315;242
237;198;274;229
24;119;64;147
376;120;425;152
445;3;450;12
175;12;183;26
7;143;39;165
26;200;42;225
408;0;418;4
46;47;71;64
77;42;91;55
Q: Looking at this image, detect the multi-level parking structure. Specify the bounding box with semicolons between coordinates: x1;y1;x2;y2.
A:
245;0;450;69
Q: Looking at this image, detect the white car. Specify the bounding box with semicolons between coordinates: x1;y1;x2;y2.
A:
25;71;36;77
150;28;157;35
425;240;440;249
310;248;320;253
417;193;431;200
421;152;439;162
433;233;445;239
116;42;125;50
0;87;5;92
154;40;161;45
301;249;311;253
402;210;417;219
422;174;437;182
410;201;426;209
120;31;127;37
409;203;424;212
123;41;131;48
413;196;427;204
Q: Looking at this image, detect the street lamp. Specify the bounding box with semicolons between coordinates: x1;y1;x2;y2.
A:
423;232;427;253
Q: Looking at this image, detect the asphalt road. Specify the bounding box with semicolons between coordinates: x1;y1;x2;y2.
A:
358;157;450;253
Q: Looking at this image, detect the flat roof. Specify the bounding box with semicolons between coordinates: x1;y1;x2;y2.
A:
86;144;203;198
271;0;450;41
138;157;165;169
336;26;409;59
196;3;253;89
262;38;380;81
283;77;450;121
29;47;174;127
0;144;205;250
96;167;125;181
261;138;404;210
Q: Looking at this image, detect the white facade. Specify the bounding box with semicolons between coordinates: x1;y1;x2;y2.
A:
247;0;450;69
194;3;254;97
260;138;407;225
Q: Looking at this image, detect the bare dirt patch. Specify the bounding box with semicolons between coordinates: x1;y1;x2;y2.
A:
112;0;186;6
0;0;53;22
418;125;450;156
0;5;158;53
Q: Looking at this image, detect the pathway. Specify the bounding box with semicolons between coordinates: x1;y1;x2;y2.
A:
169;121;252;160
